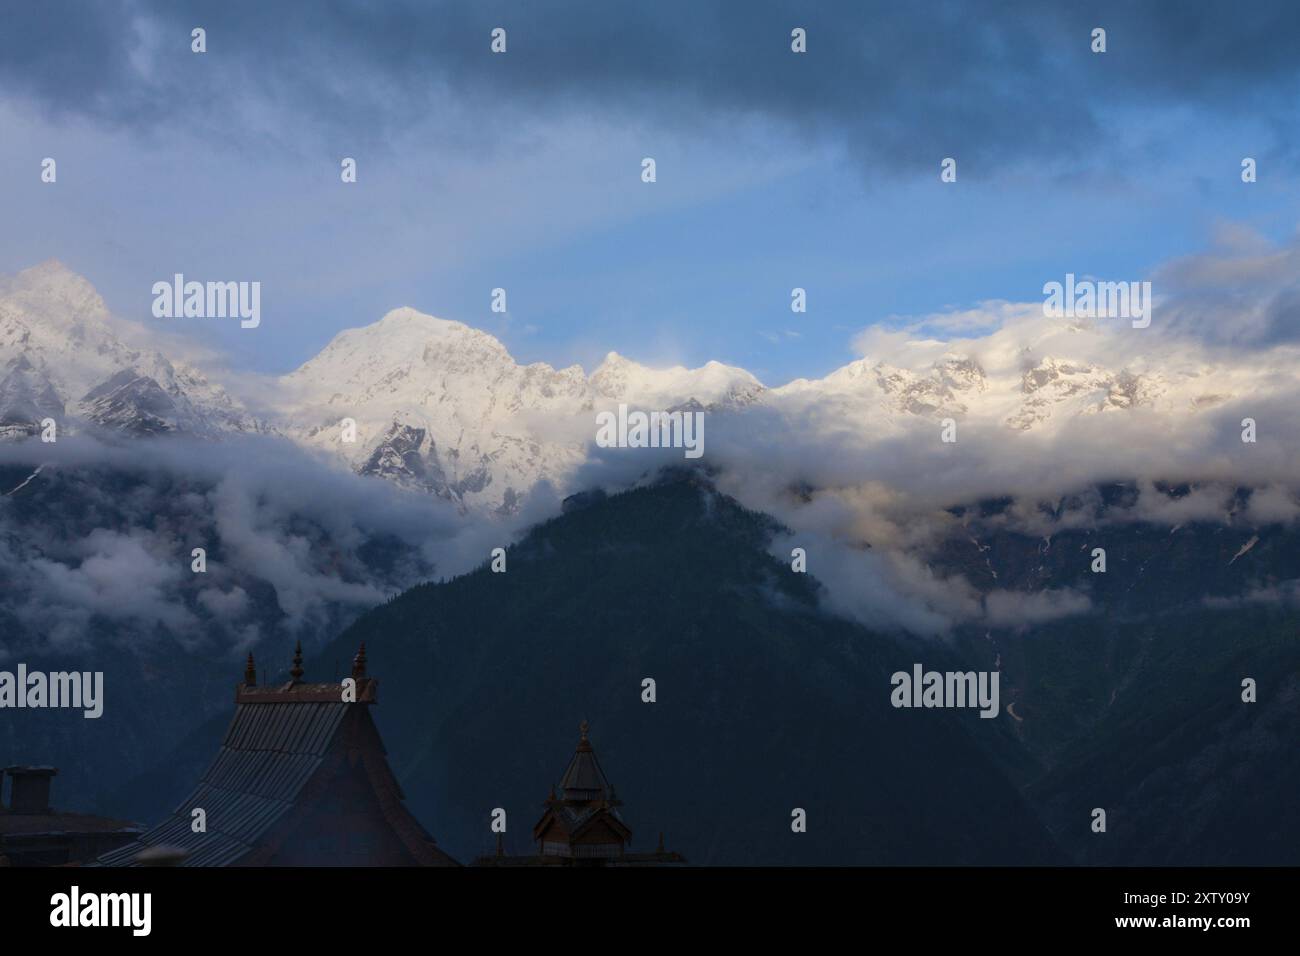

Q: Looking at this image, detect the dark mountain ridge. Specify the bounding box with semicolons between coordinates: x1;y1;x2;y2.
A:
8;460;1297;866
319;474;1063;865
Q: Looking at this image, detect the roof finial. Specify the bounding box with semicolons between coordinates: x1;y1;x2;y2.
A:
577;719;592;752
290;641;304;682
244;653;256;687
579;719;589;741
352;642;367;680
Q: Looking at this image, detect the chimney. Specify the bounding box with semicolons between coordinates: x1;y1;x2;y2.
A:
4;766;57;814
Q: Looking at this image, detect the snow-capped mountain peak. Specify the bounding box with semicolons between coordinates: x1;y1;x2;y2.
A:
0;261;261;438
590;351;766;409
279;307;595;509
279;315;773;509
5;262;1293;514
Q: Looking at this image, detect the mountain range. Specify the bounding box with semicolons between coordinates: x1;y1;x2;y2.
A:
96;472;1300;865
1;260;1297;865
0;262;261;440
6;261;1291;513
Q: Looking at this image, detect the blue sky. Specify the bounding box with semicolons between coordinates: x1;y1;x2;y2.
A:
2;0;1298;384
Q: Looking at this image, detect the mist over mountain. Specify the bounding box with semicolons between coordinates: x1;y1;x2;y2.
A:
3;0;1299;901
0;262;262;438
308;475;1070;865
1;260;1297;865
112;473;1300;865
0;434;531;811
933;486;1300;864
4;259;1299;640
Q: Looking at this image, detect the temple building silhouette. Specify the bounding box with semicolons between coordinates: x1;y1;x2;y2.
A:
98;643;457;867
473;721;685;867
93;648;682;867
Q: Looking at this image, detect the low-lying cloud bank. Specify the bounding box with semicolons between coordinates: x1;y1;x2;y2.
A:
6;228;1300;646
573;231;1300;635
0;434;557;658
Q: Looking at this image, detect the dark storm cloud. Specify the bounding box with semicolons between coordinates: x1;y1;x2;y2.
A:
5;0;1300;170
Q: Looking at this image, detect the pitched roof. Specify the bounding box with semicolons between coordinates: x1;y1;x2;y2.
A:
557;720;613;802
99;648;456;867
541;804;632;841
532;721;632;847
481;722;684;866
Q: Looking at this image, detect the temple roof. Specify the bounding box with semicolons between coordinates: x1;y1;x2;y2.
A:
557;720;614;802
480;722;684;866
98;643;456;867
